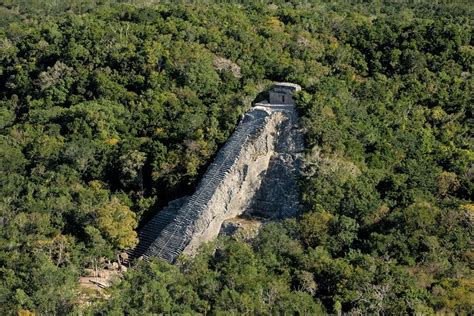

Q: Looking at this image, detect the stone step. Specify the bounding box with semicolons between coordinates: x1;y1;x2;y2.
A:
132;109;283;262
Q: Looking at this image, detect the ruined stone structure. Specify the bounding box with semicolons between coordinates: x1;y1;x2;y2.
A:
268;82;302;105
131;83;303;263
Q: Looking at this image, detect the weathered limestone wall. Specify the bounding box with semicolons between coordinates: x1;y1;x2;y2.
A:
245;104;304;218
183;109;284;256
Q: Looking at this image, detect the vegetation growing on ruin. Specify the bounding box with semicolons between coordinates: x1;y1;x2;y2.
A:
0;0;472;314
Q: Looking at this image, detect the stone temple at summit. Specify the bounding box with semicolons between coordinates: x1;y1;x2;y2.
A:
268;82;302;104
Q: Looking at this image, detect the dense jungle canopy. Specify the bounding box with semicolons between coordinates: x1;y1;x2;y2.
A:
0;0;472;314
